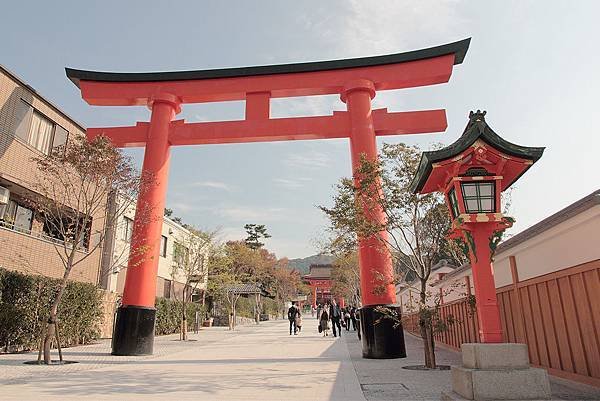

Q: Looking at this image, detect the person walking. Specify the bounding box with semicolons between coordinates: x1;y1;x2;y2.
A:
295;310;303;333
288;302;300;335
355;307;361;340
344;308;351;331
350;306;358;331
319;306;330;337
330;300;342;337
316;303;323;321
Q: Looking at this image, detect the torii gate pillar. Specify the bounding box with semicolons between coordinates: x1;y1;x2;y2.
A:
343;80;405;358
112;95;180;355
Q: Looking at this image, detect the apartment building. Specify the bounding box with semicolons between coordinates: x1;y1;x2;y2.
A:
101;199;209;302
0;65;103;283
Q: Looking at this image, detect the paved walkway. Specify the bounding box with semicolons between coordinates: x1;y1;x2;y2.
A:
0;317;364;401
344;330;600;401
1;317;599;400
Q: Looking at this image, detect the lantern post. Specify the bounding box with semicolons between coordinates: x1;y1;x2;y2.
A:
411;110;551;400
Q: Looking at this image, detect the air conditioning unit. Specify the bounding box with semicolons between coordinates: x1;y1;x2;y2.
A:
0;187;9;205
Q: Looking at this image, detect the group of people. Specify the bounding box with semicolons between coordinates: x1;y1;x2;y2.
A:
286;300;360;338
316;301;359;337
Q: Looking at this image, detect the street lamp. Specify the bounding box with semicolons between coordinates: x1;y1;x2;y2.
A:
411;111;550;400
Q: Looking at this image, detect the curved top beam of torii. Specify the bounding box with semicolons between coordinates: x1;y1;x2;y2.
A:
65;38;470;148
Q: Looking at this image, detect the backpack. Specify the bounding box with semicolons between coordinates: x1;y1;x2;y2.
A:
287;306;297;320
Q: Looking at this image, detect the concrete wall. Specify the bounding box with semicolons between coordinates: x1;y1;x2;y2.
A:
493;205;600;284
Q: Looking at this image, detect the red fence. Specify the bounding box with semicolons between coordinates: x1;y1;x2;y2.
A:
403;260;600;387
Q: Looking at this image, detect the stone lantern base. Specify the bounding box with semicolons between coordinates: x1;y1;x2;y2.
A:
441;343;551;400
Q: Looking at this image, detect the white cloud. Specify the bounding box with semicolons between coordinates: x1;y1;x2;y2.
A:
191;181;234;191
273;177;312;190
216;226;247;243
284;152;330;169
169;202;195;213
330;1;468;56
215;206;289;222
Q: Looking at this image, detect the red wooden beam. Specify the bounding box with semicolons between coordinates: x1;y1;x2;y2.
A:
76;55;455;106
86;109;446;148
87;122;149;148
373;109;447;135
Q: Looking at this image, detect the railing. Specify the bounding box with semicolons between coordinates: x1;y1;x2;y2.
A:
0;219;88;252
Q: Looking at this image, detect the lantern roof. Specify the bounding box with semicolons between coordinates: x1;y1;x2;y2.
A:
411;110;545;194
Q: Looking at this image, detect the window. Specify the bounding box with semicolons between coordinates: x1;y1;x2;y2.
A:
448;187;460;218
2;200;33;233
163;279;172;299
461;181;496;213
173;242;188;265
160;235;168;258
122;217;134;242
42;213;92;250
14;100;69;155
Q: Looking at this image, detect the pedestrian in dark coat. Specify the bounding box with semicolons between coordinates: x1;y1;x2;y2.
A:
330;300;342;337
320;308;330;336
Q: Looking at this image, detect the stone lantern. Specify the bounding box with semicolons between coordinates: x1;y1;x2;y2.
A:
411;111;551;400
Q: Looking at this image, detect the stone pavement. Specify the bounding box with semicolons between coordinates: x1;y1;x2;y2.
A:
1;317;599;400
0;317;365;401
344;330;600;401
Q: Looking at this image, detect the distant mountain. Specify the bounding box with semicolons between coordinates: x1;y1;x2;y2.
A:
288;254;335;275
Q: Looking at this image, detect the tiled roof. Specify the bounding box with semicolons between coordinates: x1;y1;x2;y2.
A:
303;264;332;279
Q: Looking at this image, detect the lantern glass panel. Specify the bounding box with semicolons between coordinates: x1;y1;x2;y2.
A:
462;184;478;197
461;181;496;213
479;183;494;197
448;187;459;218
480;198;494;211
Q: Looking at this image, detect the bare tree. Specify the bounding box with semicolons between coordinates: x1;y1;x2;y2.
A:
29;135;146;364
330;251;361;307
170;227;214;340
320;143;468;369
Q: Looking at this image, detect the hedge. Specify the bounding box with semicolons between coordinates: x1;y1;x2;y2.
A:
0;268;207;352
0;268;103;353
155;297;207;336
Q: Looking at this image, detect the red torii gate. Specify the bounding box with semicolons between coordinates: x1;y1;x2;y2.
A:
66;38;470;358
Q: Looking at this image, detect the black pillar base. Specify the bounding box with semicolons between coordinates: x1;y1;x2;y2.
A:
360;304;407;359
111;305;156;356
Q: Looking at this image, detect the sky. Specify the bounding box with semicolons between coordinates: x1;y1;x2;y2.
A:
1;1;599;259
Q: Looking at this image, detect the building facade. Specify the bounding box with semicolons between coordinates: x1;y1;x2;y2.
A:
0;65;103;283
101;200;209;302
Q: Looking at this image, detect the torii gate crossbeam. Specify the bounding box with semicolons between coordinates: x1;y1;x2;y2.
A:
66;38;470;358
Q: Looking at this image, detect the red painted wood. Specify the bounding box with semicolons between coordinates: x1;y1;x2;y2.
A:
121;99;177;307
404;260;600;387
583;269;600;375
344;81;395;306
559;276;589;376
520;286;540;365
530;284;551;368
77;55;455;106
538;282;562;370
547;278;575;373
571;273;600;377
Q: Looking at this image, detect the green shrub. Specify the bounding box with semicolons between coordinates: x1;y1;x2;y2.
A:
0;268;103;352
155;297;206;336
